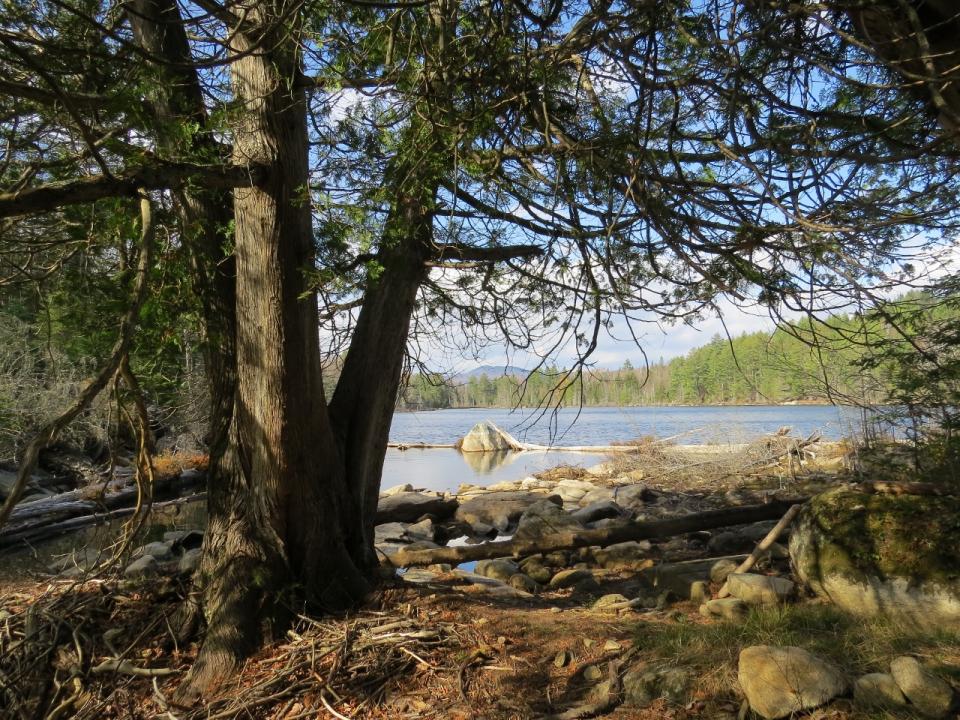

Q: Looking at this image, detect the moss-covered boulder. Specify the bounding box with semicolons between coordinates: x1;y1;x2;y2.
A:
790;487;960;632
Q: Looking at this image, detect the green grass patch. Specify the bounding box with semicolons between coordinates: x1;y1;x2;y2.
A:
630;602;960;717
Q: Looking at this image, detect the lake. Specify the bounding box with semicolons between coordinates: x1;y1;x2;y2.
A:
383;405;855;493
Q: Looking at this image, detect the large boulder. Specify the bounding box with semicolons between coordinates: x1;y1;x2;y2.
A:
456;491;561;532
738;645;847;719
375;492;457;524
790;487;960;632
455;421;521;452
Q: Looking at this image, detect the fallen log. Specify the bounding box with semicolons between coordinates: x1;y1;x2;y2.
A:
3;469;203;525
388;497;808;567
0;492;207;548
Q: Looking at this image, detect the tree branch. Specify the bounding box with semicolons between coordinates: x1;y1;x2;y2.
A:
0;162;265;218
431;242;544;263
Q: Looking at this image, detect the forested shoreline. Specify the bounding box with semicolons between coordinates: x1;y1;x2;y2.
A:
400;297;953;410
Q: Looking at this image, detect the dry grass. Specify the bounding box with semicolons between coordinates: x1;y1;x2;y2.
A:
604;429;848;495
151;452;209;481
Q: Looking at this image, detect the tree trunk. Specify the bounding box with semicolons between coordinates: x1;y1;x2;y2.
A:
329;196;434;570
177;6;373;699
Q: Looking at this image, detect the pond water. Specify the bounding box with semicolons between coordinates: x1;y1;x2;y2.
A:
382;404;854;493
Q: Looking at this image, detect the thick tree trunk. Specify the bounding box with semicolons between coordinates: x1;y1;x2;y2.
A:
177;7;373;699
329;120;440;566
126;0;243;648
329;210;433;569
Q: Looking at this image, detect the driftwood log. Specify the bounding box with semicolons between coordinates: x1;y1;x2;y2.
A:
388;497;808;567
0;472;205;548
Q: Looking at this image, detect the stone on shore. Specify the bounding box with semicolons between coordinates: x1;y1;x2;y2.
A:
853;673;908;710
889;656;955;718
591;540;654;570
699;598;748;621
514;499;583;541
571;500;625;524
738;645;847;719
475;558;520;583
726;573;793;604
124;555;158;579
376;492;457;524
456;491;561;532
790;487;960;632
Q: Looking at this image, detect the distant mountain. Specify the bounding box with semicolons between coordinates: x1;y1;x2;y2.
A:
454;365;527;382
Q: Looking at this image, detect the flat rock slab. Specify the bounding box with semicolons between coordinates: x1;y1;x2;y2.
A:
738;645;847;719
456;491;561;532
376;492;457;524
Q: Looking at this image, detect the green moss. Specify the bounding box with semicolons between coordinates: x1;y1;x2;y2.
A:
806;488;960;585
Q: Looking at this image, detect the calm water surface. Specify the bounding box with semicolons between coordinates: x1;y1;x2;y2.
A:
383;405;853;492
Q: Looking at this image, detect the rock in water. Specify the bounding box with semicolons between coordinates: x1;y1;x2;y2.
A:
790;487;960;632
889;656;955;718
738;645;847;719
456;421;521;452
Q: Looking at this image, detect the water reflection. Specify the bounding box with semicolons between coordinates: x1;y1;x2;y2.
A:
459;450;516;474
382;448;606;493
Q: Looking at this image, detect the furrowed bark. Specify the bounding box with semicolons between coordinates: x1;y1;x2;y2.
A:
388;498;808;567
126;0;244;651
176;4;371;699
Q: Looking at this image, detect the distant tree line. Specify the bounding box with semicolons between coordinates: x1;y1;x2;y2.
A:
400;296;954;409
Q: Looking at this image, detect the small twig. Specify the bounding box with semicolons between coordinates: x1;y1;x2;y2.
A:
91;658;180;677
320;691;353;720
